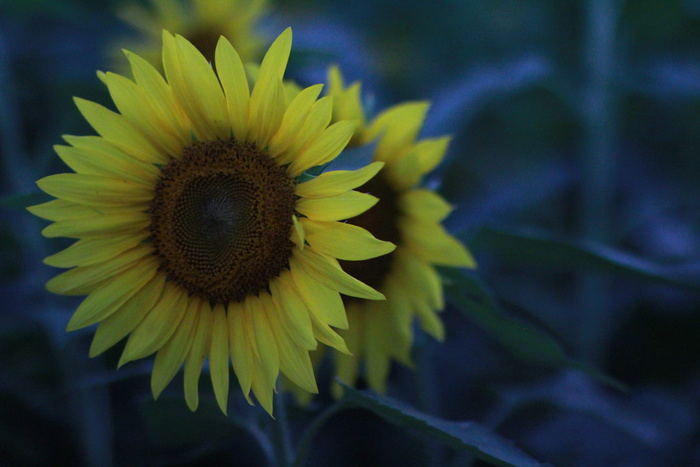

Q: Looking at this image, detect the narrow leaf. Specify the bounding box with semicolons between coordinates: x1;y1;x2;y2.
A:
338;382;544;467
442;268;627;391
469;227;700;292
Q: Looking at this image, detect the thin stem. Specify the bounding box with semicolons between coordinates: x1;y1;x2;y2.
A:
271;393;293;467
291;402;347;467
414;339;444;467
577;0;620;363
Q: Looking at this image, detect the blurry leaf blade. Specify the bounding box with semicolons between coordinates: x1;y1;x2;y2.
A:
469;227;700;292
442;268;568;366
338;382;544;467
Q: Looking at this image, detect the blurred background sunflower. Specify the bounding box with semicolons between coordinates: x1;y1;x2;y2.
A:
2;0;700;466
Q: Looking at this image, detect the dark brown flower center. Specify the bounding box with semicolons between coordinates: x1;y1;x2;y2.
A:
149;139;296;304
340;172;401;294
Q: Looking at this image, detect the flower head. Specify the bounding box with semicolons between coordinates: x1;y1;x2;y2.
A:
29;30;395;416
324;66;476;397
116;0;268;67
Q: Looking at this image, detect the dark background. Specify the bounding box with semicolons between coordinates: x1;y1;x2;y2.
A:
1;0;700;465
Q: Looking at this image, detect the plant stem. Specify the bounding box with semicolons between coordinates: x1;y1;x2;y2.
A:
577;0;619;363
271;394;293;467
291;401;347;467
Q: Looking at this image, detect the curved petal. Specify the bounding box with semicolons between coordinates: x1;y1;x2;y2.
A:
151;297;201;399
37;174;152;208
287;120;357;177
302;218;395;261
183;302;213;411
74;97;166;164
215;36;250;142
89;273;165;357
292;247;384;300
295;162;384;199
66;256;159;331
209;303;230;414
295;191;378;222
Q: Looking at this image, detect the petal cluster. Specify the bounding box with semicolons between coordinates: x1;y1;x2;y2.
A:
325;67;477;396
30;29;394;415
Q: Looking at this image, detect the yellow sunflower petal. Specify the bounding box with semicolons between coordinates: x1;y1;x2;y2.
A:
287;120;357;177
381;279;414;365
215;36;250;142
295;191;378;222
184;303;214;411
124;50;192;146
412;136;451;176
27;199;95;222
248;74;286;149
166;33;229;141
41;211;150;239
400;218;476;267
46;244;151;295
293;247;384;300
263;294;317;394
73;97;166;164
247;28;291;148
228;301;255;405
119;281;189;365
364;308;391;393
269;273;317;349
310;316;350;355
415;299;445;341
302;218;396;261
54;142;158;186
394;250;444;310
66;257;159;331
43;232;148;268
363;101;430;163
327;65;366;128
258;27;292;81
89;273;165;357
290;215;305;249
276;96;333;165
332;307;363;398
268;84;324;158
295;162;384;199
37;174;152;208
151;298;200;399
248;295;280;390
100;71;183;157
288;259;347;329
209;303;230;414
399;189;453;223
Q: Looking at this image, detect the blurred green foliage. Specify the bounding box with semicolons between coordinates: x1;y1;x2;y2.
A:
1;0;699;465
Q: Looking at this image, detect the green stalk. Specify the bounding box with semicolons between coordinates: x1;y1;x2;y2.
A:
577;0;620;362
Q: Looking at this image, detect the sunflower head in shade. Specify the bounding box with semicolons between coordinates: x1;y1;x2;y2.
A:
320;66;477;397
29;30;396;416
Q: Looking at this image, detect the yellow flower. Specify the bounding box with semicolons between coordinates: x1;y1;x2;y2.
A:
325;66;476;397
28;30;395;416
116;0;268;67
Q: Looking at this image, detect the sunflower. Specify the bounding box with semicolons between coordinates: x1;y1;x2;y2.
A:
115;0;268;67
28;30;395;416
323;66;476;397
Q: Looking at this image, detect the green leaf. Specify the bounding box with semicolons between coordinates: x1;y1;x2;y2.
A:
442;268;627;392
338;382;545;467
442;268;568;366
469;227;700;292
0;192;52;210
